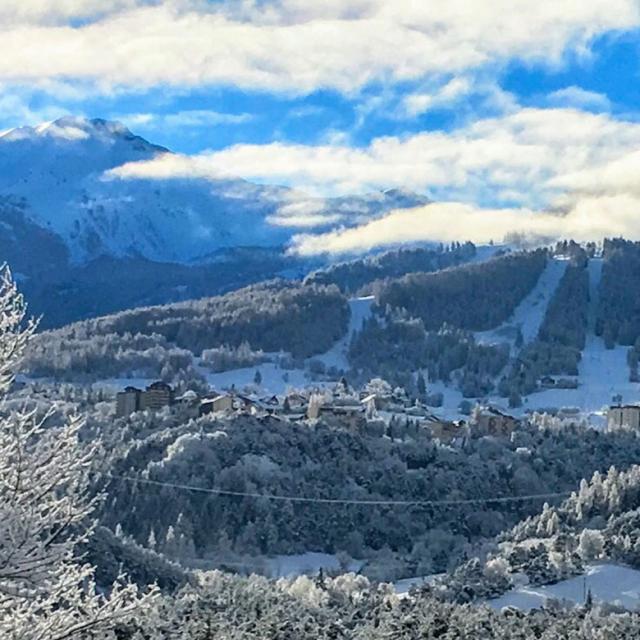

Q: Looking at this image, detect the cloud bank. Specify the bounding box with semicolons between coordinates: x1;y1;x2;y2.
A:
290;195;640;255
109;106;640;204
0;1;637;94
106;103;640;255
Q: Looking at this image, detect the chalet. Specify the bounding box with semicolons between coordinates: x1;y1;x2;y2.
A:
539;375;556;388
473;406;518;437
116;386;142;417
607;404;640;431
427;416;468;444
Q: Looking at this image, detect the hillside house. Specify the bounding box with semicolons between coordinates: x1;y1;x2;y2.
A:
427;416;468;445
200;393;234;416
307;395;365;430
607;404;640;431
473;406;518;437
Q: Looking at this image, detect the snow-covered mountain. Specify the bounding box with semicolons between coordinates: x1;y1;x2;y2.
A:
0;116;428;264
0;116;428;326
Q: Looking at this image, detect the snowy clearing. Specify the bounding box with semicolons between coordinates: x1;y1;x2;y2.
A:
200;362;318;396
487;564;640;611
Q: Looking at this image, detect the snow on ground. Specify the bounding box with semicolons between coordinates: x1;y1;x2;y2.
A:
394;574;442;597
200;362;318;396
265;552;364;578
91;376;154;391
476;257;568;348
190;552;364;578
511;258;639;421
314;296;375;371
487;564;640;611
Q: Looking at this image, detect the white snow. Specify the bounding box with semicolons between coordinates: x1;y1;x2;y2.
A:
0;116;431;264
487;563;640;611
196;297;375;396
199;362;318;396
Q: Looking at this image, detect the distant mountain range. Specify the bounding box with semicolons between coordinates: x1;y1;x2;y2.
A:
0;116;428;325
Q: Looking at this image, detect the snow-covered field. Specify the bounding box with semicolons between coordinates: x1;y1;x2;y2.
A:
487;564;640;611
201;362;315;396
266;552;364;578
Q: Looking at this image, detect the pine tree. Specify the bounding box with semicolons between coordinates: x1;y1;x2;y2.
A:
0;267;156;638
416;371;427;398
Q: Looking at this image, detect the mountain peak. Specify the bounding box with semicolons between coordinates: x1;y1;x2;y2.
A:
0;115;167;152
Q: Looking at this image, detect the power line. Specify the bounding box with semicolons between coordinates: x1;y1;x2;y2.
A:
105;473;571;507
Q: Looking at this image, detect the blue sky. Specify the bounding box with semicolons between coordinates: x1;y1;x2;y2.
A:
3;1;640;253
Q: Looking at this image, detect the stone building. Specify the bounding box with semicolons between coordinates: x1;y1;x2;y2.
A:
607;404;640;431
116;386;142;417
140;381;173;411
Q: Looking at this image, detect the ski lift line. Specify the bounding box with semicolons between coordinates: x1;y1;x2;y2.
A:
105;473;571;507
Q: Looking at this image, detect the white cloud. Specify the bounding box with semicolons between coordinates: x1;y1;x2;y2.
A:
0;0;142;25
402;77;473;116
106;103;640;255
266;198;345;228
119;109;253;131
290;195;640;255
0;1;636;94
107;107;640;206
547;86;611;111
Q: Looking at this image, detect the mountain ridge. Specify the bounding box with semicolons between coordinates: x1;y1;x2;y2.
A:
0;115;429;265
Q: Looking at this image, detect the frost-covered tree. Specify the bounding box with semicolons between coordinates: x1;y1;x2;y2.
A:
0;267;155;639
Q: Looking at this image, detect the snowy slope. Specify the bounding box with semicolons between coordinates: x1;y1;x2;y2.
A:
0;117;429;264
487;564;640;611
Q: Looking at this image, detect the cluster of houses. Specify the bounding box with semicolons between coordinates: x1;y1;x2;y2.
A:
115;378;521;444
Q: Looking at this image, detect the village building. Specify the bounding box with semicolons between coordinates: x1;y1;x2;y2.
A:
473;406;518;437
199;393;234;416
140;381;173;411
426;416;468;445
282;391;308;415
116;386;142;417
307;394;366;430
607;404;640;431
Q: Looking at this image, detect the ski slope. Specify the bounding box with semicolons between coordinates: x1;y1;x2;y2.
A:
487;564;640;611
521;258;639;419
313;296;375;371
476;257;568;348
